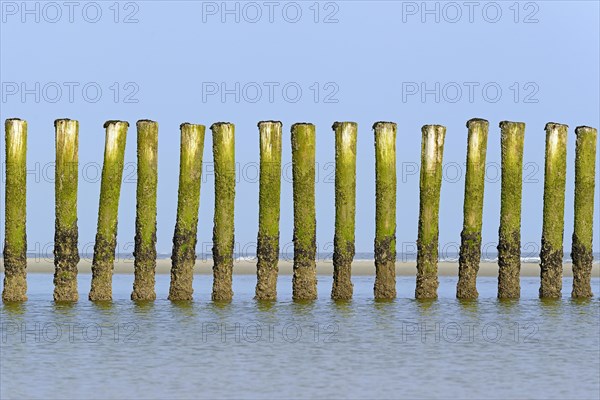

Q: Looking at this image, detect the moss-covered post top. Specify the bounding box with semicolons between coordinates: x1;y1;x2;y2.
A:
180;122;205;156
333;122;358;151
103;120;129;160
291;123;316;140
499;121;526;176
545;122;568;130
500;120;526;133
104;120;130;128
373;121;396;130
499;121;526;166
258;121;282;159
421;125;446;171
211;122;235;137
372;120;397;167
500;120;525;127
576;125;597;135
135;119;158;152
467;118;489;127
373;121;396;163
258;120;282;126
55;118;79;129
332;120;358;158
179;123;205;170
211;122;235;162
292;123;316;136
258;120;282;129
545;121;568;138
137;119;158;130
545;122;568;157
55;118;79;159
292;122;314;128
136;119;158;157
334;122;358;162
466;118;488;163
290;120;317;175
333;121;358;130
6;118;27;159
257;121;283;162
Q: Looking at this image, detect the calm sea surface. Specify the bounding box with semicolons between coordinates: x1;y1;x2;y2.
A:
1;274;599;400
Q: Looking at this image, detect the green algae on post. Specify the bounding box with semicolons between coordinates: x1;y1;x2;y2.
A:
211;122;236;301
416;124;446;299
89;120;129;301
373;122;397;299
255;121;282;300
131;120;158;301
539;123;568;298
168;123;205;301
291;123;317;300
457;119;489;299
331;121;357;300
2;119;27;302
571;126;597;298
497;121;525;299
53;119;80;302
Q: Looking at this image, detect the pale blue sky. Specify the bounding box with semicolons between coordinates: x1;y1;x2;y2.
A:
1;1;599;259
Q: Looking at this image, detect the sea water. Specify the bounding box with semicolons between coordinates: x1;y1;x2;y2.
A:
1;274;599;399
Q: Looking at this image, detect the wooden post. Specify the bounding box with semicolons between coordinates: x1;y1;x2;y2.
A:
168;123;205;301
2;119;27;302
255;121;282;300
291;123;317;300
571;126;597;298
53;119;80;302
457;118;488;299
331;121;357;300
415;124;446;299
539;123;568;298
497;121;525;299
211;122;236;302
89;121;128;301
131;120;159;301
373;122;397;299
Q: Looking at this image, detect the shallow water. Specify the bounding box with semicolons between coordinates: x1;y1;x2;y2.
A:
1;274;599;400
